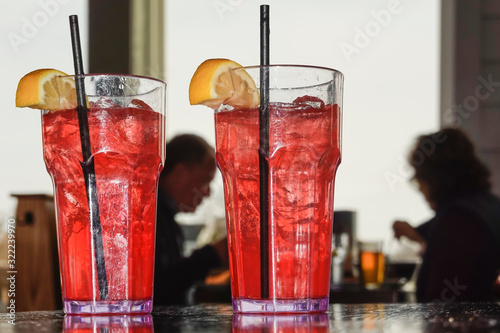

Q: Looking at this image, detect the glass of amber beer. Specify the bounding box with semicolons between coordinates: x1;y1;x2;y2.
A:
359;240;385;289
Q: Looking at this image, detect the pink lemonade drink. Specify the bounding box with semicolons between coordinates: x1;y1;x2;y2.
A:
42;74;166;314
215;65;343;313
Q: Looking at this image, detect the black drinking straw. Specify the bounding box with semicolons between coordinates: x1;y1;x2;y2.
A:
259;4;270;299
69;15;109;300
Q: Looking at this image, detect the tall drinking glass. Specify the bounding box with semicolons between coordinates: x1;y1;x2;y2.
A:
215;65;343;312
42;74;166;314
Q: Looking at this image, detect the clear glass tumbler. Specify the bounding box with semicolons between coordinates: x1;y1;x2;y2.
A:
42;74;166;314
215;65;343;313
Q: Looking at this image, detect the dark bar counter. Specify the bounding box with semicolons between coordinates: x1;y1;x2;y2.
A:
1;302;500;332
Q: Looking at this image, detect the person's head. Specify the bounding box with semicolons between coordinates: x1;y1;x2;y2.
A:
408;127;491;209
160;134;216;212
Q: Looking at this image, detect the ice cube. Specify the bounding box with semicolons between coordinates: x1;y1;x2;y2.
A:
91;97;120;109
128;99;153;110
293;95;325;109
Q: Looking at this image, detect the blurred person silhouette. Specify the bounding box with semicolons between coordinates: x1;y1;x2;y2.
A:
392;128;500;302
154;134;228;305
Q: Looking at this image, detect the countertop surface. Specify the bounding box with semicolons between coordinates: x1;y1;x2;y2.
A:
1;302;500;332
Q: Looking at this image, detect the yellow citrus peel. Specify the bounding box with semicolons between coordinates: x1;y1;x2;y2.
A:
189;58;259;109
16;68;77;111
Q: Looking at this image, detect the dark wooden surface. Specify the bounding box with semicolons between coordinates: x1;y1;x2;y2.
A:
1;302;500;332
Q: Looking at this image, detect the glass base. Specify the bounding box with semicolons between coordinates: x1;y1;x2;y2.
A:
64;299;153;314
232;297;329;313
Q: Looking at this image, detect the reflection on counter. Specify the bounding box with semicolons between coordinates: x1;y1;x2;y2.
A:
233;313;329;333
2;303;500;332
63;315;153;332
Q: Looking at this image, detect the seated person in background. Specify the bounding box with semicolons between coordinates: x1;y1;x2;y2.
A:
154;134;228;306
392;128;500;302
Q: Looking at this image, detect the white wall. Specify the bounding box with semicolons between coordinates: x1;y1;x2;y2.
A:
165;0;440;243
0;1;88;226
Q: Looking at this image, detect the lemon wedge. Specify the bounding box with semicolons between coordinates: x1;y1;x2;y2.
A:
189;58;259;109
16;68;77;110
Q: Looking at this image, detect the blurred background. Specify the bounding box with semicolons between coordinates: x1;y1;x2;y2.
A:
0;0;442;241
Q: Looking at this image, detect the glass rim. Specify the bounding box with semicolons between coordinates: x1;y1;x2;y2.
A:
358;241;384;254
231;64;343;76
56;73;167;86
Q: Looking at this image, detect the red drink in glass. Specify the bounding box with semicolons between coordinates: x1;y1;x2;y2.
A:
42;74;166;314
216;101;341;312
215;65;343;313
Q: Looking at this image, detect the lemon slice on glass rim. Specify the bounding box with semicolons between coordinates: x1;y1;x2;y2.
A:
189;58;260;110
15;68;77;111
